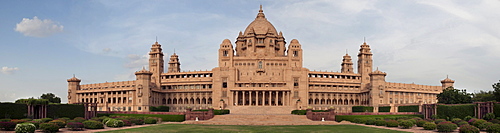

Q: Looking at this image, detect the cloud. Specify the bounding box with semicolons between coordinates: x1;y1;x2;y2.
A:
1;67;19;74
124;54;148;69
14;16;64;37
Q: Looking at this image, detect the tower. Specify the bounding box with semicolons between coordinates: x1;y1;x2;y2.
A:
168;53;181;73
234;5;286;57
440;76;455;89
67;75;81;104
369;69;386;107
149;41;164;87
135;67;153;112
287;39;303;68
357;41;373;89
341;53;354;73
218;39;234;67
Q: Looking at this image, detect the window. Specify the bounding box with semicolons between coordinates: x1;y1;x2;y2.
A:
258;61;263;69
138;107;141;110
293;51;298;57
222;82;227;88
294;78;299;87
223;50;228;56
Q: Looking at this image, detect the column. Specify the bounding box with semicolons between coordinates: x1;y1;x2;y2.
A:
282;91;285;106
235;91;239;106
274;91;278;106
268;91;271;106
243;91;246;106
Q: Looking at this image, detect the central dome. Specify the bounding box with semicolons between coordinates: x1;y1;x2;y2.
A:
243;6;278;35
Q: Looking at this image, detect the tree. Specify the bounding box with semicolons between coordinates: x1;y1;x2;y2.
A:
40;93;61;103
437;86;472;104
493;80;500;101
472;90;495;102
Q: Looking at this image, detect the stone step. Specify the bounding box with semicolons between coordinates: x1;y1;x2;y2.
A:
181;114;340;125
228;106;294;114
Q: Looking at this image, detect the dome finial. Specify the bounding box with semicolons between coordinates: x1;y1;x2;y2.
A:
256;5;265;18
259;5;263;13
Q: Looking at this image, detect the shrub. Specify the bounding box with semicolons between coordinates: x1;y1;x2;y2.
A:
130;118;144;125
90;116;107;122
66;122;84;131
0;119;11;122
352;106;373;112
406;119;417;125
486;123;500;133
82;120;104;129
73;117;86;123
472;119;487;129
144;118;158;124
105;119;124;128
291;110;307;115
485;113;496;120
375;120;386;126
437;104;475;120
0;122;16;130
464;116;474;122
57;117;70;122
121;119;132;126
458;121;469;127
40;118;53;123
39;123;59;133
102;117;113;124
10;119;27;124
469;118;478;124
437;121;458;132
459;124;479;133
490;119;500;124
452;118;462;124
435;119;446;124
15;123;36;133
352;118;366;124
399;120;414;129
48;120;66;128
423;122;437;130
416;120;428;127
213;109;230;115
365;119;375;125
479;122;494;130
378;106;391;112
386;120;399;127
149;106;169;112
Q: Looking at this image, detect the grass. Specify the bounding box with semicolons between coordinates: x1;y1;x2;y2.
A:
98;124;410;133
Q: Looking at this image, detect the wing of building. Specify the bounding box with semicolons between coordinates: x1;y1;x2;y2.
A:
67;6;455;113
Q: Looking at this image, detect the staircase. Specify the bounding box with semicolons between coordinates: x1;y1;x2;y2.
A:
182;114;339;125
228;106;294;114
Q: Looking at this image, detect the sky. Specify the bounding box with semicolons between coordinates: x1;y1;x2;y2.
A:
1;0;499;103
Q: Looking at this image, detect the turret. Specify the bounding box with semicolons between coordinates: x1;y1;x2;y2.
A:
218;39;234;67
168;53;181;73
67;75;81;104
369;68;387;107
341;53;354;73
135;67;153;112
357;41;373;89
440;76;455;89
149;41;164;88
287;39;303;67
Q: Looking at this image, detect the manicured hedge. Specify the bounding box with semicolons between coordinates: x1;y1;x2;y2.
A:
436;104;475;119
335;114;423;122
398;105;419;112
150;106;169;112
47;104;85;119
352;106;373;112
0;103;27;119
378;106;391;112
494;104;500;117
97;114;185;122
192;109;230;115
291;110;307;115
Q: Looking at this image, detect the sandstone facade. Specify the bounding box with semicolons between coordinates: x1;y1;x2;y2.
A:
67;6;454;113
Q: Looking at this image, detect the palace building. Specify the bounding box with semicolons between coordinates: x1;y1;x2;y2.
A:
67;6;454;113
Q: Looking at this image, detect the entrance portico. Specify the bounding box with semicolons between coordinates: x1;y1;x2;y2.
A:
232;91;290;106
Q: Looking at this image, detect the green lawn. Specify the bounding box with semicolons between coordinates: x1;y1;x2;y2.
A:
98;124;410;133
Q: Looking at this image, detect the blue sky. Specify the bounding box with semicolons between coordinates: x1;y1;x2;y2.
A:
1;0;499;103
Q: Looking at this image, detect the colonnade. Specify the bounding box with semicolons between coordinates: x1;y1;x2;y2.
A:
232;91;290;106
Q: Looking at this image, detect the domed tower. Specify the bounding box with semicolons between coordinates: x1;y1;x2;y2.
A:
67;75;81;104
341;53;354;73
440;76;455;89
168;53;181;73
369;68;387;107
149;41;164;88
234;5;286;57
358;41;373;89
